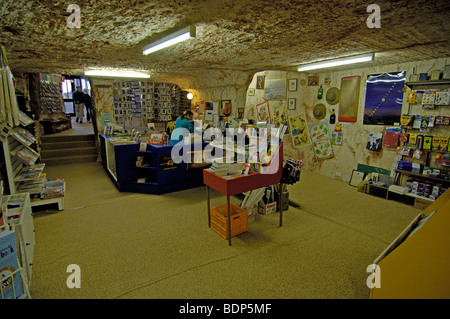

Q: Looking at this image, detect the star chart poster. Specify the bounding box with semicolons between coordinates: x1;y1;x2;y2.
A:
363;71;405;125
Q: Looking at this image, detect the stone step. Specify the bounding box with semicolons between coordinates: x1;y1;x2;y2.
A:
41;146;97;159
42;154;98;166
40;134;95;144
40;140;96;150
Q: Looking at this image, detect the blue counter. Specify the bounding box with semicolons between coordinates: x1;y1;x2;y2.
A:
99;134;209;194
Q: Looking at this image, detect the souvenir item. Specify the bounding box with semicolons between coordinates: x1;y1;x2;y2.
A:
326;87;340;105
423;136;433;150
400;114;412;126
432;136;441;151
317;85;324;99
331;122;343;145
406;91;417;104
435;91;450;105
422;91;436;109
313;103;327;120
329;109;336;124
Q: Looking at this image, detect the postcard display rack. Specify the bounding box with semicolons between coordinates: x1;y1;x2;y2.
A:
1;192;35;298
113;81;190;131
1;120;65;211
391;80;450;206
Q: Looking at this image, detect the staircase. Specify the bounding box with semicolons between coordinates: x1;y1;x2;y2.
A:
40;134;98;166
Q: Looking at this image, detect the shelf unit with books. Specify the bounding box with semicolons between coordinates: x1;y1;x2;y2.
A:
1;116;65;210
392;80;449;205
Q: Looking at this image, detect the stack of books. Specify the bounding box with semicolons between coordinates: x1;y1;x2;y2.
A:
208;161;230;176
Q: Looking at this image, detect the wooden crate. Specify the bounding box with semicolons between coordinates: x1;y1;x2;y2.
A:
210;203;248;239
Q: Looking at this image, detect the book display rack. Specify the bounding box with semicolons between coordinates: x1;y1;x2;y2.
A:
1;114;65;210
1;192;34;299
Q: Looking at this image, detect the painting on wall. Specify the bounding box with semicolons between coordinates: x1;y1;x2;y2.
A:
288;113;310;148
264;79;286;100
363;71;406;125
256;101;270;122
256;76;265;89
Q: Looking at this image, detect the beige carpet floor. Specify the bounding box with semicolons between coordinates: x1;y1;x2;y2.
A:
29;161;421;299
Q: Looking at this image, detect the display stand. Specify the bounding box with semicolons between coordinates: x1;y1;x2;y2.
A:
1;128;65;210
1;192;35;293
99;134;209;194
203;143;284;246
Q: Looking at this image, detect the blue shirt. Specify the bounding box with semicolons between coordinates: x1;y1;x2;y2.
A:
170;117;194;144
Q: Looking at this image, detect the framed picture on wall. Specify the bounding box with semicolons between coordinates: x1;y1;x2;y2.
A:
288;79;297;92
288;98;296;110
256;76;265;89
264;79;286;100
248;88;255;96
308;75;319;86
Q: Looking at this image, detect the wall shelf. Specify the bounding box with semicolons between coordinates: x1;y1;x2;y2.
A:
405;80;450;88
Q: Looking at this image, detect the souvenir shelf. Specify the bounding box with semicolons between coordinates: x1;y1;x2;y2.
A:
405;80;450;89
392;80;450;204
113;81;190;129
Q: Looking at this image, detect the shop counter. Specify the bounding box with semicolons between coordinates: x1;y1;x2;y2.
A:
99;134;209;194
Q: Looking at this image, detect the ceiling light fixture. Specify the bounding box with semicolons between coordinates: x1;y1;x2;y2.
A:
84;70;150;78
297;53;374;72
143;25;196;55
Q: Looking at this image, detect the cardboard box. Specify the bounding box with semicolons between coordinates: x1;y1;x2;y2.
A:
414;197;433;210
258;201;278;215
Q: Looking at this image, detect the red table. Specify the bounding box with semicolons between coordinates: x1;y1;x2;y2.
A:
203;143;284;245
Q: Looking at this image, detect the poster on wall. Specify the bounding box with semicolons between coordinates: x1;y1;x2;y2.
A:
288;113;310;148
264;79;286;100
244;105;256;120
309;121;334;159
363;71;406;125
270;102;290;135
256;101;271;122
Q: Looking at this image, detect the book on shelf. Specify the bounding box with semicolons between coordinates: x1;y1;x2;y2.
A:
14;164;45;181
15;146;39;165
11;128;36;146
40;179;65;200
18;111;34;127
17;178;46;195
0;230;24;299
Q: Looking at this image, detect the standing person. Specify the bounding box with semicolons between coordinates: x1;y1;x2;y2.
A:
83;88;92;122
72;85;85;123
170;110;194;144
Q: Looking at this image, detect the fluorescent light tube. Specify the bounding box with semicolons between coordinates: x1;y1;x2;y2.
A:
298;53;374;72
143;25;196;55
84;70;150;78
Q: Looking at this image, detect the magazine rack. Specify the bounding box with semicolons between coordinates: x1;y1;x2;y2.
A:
203;143;284;246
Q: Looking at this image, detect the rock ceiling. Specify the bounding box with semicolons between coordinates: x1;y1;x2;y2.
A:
1;0;449;88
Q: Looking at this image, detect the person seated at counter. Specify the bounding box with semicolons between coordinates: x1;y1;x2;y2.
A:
170;110;194;144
